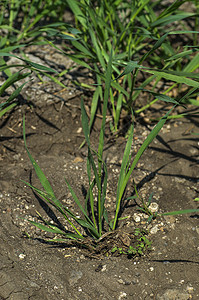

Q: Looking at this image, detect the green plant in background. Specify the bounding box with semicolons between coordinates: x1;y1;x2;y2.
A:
44;0;199;132
0;52;59;117
0;0;65;48
0;0;73;116
1;0;199;127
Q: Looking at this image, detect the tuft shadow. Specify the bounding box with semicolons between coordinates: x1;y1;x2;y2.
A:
35;111;61;131
156;172;199;183
122;159;179;212
149;145;199;164
151;259;199;265
0;132;34;143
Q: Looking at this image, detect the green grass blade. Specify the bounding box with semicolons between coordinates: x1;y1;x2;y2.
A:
100;159;108;223
38;72;69;89
115;61;141;80
23;179;84;235
97;50;113;235
0;103;17;117
161;209;199;216
98;50;113;159
113;106;174;229
72;40;95;58
116;122;134;207
64;178;95;227
126;107;174;182
0;72;31;96
0;45;26;52
86;162;97;230
7;81;29;102
166;48;199;62
0;53;58;73
23;116;56;200
157;0;186;19
27;220;83;240
81;97;91;147
63;180;100;238
144;69;199;88
135;88;185;105
151;12;195;27
89;27;106;70
81;97;100;188
66;0;87;28
183;52;199;72
22;59;59;73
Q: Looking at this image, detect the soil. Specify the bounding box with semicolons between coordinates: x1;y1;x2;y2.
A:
0;43;199;300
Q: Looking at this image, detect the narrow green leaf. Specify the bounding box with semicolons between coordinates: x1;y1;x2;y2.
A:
113;106;174;229
134;88;184;105
23;116;56;201
115;61;141;80
22;59;58;73
72;40;95;58
28;220;65;234
0;103;17;117
0;53;58;73
27;220;83;240
81;97;91;147
151;13;195;27
66;0;87;28
0;72;31;96
116;122;134;206
0;45;26;52
8;81;29;102
183;53;199;72
64;178;94;226
161;209;199;216
166;48;199;61
81;97;100;188
144;70;199;88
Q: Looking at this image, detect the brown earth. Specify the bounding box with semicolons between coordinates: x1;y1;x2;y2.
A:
0;44;199;300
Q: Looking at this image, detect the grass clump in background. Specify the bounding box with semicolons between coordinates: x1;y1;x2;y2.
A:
0;0;74;117
0;0;199;129
54;0;199;132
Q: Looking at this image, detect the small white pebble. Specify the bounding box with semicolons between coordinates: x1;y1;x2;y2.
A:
19;253;26;259
118;279;125;284
101;265;107;272
148;202;159;213
77;127;82;133
133;213;141;223
186;285;194;293
118;292;127;299
150;225;159;234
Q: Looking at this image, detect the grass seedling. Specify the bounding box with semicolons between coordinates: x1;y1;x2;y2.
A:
23;51;181;250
